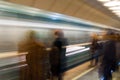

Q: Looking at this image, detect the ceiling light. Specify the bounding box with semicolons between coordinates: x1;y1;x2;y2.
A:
104;1;120;7
97;0;111;2
109;6;120;10
112;10;120;13
115;12;120;15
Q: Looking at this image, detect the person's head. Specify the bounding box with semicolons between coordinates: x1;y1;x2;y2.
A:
90;32;98;40
54;29;64;38
106;30;114;35
26;30;37;40
104;30;115;40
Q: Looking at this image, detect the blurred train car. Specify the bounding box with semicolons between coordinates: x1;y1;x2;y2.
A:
0;1;119;80
0;1;106;52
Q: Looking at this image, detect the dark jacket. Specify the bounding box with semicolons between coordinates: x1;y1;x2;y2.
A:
116;41;120;62
101;40;117;72
52;37;68;72
53;37;68;60
102;40;116;63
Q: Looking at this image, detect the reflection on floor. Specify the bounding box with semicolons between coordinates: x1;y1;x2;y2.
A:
63;61;91;80
63;61;120;80
74;66;120;80
76;68;99;80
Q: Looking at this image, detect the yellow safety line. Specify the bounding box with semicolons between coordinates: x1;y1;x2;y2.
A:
72;67;95;80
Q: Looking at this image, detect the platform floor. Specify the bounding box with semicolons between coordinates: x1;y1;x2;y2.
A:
63;61;120;80
77;68;120;80
63;61;91;80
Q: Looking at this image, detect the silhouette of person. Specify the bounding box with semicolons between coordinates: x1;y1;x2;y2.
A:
99;30;117;80
18;30;50;80
50;30;68;80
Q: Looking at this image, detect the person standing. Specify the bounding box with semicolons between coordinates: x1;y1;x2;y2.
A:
99;31;117;80
90;33;102;67
50;30;68;80
18;30;50;80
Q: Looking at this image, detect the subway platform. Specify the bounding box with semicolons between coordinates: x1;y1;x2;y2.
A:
63;61;120;80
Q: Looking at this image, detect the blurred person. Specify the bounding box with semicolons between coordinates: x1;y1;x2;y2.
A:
50;30;68;80
116;33;120;66
99;30;118;80
90;33;102;66
18;30;50;80
49;47;60;80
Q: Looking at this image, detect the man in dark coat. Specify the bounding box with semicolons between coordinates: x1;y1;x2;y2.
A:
50;30;68;80
99;31;117;80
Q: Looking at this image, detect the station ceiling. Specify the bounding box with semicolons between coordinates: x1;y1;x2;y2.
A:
7;0;120;28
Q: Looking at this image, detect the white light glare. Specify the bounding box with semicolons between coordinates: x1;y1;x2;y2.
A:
49;13;62;20
112;10;120;13
109;6;120;10
115;13;120;16
66;46;85;53
66;48;89;56
97;0;111;2
104;1;120;7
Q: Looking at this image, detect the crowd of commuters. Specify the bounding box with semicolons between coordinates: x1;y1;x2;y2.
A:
18;30;68;80
18;29;120;80
90;30;120;80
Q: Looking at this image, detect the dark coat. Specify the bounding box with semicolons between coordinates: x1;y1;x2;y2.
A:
116;41;120;62
53;37;68;60
51;37;68;73
102;40;116;64
49;47;60;76
99;40;117;79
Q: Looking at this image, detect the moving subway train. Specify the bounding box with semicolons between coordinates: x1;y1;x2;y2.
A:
0;1;119;80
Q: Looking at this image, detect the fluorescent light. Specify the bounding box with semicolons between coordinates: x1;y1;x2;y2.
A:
115;14;120;16
115;13;120;16
112;10;120;15
97;0;111;2
109;6;120;10
98;0;120;18
104;1;120;7
112;10;120;13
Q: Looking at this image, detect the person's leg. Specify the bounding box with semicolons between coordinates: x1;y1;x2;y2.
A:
90;54;94;66
58;74;62;80
103;66;112;80
58;73;63;80
95;56;99;65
